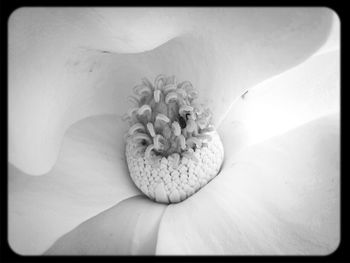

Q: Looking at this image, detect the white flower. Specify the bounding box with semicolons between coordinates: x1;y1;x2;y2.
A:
8;7;339;255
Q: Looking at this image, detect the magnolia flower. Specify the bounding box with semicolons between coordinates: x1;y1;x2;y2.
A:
8;8;340;255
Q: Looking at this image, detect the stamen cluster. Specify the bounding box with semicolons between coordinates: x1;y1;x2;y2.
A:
124;75;224;203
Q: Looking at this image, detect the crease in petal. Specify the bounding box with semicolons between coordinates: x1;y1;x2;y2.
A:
8;114;141;255
44;195;167;255
156;113;339;255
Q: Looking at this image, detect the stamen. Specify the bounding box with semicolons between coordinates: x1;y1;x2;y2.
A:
137;85;152;96
186;119;197;133
179;105;194;115
186;137;202;148
155;113;170;123
154;74;166;89
172;121;181;136
132;133;152;144
154;89;161;103
145;144;155;158
163;84;177;93
142;77;153;89
128;123;146;135
178;81;192;90
197;119;208;129
133;84;146;95
178;134;186;150
165;92;178;104
176;88;187;98
125;75;224;204
127;107;139;118
146;122;156;137
137;104;152;115
154;134;165;150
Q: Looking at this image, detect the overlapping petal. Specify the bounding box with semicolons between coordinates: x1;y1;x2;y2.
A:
9;7;333;175
44;196;167;255
8;115;140;255
156;113;339;255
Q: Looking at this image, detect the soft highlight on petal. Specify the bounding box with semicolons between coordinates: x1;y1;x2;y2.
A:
156;113;339;255
9;8;333;175
8;115;140;255
44;196;166;255
218;48;339;146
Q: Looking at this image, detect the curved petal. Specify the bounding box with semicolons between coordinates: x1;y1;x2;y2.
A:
218;47;339;146
44;196;166;255
9;8;333;175
8;115;140;255
156;113;339;255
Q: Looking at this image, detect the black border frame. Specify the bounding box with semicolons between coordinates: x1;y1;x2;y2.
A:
1;2;346;262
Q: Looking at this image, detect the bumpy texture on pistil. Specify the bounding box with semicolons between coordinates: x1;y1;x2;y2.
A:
124;75;224;203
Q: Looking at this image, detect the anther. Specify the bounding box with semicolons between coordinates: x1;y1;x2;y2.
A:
154;74;166;89
172;121;181;136
145;144;155;158
154;89;161;103
137;85;152;96
128;107;139;117
154;134;165;150
146;122;156;137
165;92;178;104
129;123;146;135
163;84;177;93
155;113;170;123
178;135;186;150
133;133;152;144
179;105;194;115
138;104;152;115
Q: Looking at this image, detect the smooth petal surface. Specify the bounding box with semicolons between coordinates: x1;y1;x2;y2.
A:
8;115;140;255
156;113;340;255
44;196;166;255
219;48;339;147
9;8;333;175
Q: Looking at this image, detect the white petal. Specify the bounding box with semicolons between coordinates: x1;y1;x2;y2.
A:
8;115;140;255
156;113;339;255
218;47;340;146
44;196;167;255
9;8;333;175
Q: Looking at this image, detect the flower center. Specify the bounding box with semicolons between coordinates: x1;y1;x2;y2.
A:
124;75;224;203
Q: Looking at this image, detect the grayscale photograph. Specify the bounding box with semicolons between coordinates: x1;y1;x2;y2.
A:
8;7;340;255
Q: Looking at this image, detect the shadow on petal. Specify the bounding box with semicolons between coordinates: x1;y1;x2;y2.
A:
8;114;140;255
156;113;339;255
44;195;167;255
